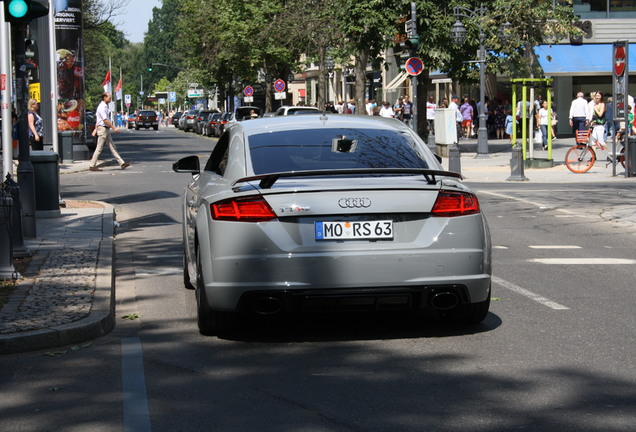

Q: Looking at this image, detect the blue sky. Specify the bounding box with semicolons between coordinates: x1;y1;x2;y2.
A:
118;0;162;43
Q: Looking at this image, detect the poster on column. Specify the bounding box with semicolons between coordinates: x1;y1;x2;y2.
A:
54;0;84;133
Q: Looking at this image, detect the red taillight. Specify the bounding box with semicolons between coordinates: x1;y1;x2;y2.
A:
431;191;480;217
211;197;277;222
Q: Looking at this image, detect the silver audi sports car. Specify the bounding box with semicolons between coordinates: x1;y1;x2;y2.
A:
173;114;492;335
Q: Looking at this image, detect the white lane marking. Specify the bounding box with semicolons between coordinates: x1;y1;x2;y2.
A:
493;245;508;249
135;267;181;276
529;245;582;249
530;258;636;265
145;254;182;259
122;338;151;432
492;276;570;310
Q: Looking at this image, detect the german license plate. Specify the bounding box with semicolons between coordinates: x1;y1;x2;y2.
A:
315;220;393;240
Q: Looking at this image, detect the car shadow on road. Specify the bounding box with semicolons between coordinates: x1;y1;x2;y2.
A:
217;311;502;343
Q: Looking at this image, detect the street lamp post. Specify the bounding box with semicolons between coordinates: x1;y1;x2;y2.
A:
451;4;488;158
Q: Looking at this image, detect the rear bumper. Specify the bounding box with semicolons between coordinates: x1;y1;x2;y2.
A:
234;281;490;315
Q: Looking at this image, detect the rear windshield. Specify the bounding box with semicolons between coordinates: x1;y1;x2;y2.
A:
139;111;156;116
248;128;429;174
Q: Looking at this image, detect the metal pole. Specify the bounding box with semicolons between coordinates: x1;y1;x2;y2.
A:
411;1;418;133
14;23;37;238
475;5;488;158
1;11;13;178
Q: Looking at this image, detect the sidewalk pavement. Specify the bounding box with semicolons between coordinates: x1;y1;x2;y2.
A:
2;135;636;354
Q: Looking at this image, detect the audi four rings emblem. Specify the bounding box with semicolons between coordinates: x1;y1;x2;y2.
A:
338;198;371;208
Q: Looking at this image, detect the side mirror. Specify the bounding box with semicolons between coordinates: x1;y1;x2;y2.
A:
173;155;200;174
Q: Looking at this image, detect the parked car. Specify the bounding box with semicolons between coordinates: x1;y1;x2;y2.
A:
274;105;320;116
203;112;222;137
219;106;262;135
171;111;183;127
136;110;159;130
214;111;232;137
194;109;218;134
173;115;492;335
181;109;198;132
127;113;137;129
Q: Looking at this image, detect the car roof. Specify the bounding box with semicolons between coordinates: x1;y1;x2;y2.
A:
232;113;411;135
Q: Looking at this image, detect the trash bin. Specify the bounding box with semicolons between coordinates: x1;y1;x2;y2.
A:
31;151;61;217
58;131;74;162
628;136;636;177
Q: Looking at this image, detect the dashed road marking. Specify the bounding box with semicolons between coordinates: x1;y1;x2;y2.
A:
492;276;570;310
528;245;582;249
529;258;636;265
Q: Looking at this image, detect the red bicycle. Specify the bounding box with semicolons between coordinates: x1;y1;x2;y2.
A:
565;128;625;173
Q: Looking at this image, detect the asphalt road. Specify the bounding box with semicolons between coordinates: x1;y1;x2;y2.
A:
0;128;634;432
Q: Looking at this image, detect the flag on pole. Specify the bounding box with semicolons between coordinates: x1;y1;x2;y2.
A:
115;76;122;100
102;69;111;93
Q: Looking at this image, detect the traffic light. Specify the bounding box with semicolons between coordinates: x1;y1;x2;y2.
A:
147;64;153;72
3;0;49;23
403;36;420;52
394;36;420;71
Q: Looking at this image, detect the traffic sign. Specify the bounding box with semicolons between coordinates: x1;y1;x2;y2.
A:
274;79;286;92
614;45;626;77
244;85;254;97
169;91;177;102
405;57;424;76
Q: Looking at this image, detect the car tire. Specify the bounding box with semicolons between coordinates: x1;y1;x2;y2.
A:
153;126;158;131
444;286;491;325
135;126;139;130
183;245;194;290
195;246;231;335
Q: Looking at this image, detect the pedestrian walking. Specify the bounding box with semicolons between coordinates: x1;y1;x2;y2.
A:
89;92;131;171
426;96;436;132
27;99;44;151
536;100;550;150
569;91;589;132
460;97;473;139
448;95;462;139
402;95;413;128
588;91;606;148
379;101;394;118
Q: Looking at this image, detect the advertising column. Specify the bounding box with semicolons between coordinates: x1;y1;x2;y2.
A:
54;0;86;159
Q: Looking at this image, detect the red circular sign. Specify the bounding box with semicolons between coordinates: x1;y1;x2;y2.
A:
274;79;286;92
405;57;424;76
614;45;626;77
243;86;254;97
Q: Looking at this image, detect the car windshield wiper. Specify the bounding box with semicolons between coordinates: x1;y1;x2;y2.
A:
234;168;462;189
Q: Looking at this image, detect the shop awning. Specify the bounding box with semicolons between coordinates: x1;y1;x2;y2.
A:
535;44;636;76
385;71;408;90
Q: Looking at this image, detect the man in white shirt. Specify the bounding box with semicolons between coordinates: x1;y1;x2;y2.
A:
569;92;589;132
426;96;436;132
89;92;131;171
448;95;462;138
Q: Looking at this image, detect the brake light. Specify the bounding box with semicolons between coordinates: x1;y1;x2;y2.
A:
431;191;480;217
211;196;277;222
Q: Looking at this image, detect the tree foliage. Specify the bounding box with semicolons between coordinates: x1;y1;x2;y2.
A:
82;0;580;115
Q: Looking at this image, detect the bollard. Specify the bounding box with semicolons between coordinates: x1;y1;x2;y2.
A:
448;142;462;175
3;174;30;258
507;146;529;181
0;189;17;280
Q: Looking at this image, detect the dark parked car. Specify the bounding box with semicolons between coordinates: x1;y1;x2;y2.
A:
214;112;232;137
194;109;218;134
173;115;492;335
203;112;223;137
136;110;159;130
171;112;183;127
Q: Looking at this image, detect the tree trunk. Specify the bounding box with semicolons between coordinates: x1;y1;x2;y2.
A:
354;51;368;114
